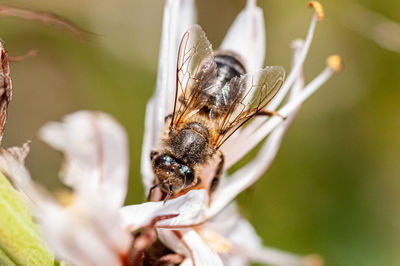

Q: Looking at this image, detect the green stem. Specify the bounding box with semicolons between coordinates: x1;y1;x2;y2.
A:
0;247;16;266
0;172;54;265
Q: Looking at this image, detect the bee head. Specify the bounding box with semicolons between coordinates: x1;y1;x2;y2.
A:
151;153;195;195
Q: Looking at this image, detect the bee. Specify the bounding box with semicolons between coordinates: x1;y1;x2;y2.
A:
150;25;285;202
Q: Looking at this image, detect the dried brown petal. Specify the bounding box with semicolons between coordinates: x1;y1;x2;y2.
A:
0;42;11;145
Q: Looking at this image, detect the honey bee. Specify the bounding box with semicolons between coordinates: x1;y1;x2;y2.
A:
150;25;285;202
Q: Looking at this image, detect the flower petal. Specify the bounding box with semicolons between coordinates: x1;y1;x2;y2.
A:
38;111;129;209
158;229;223;266
152;0;197;149
120;189;207;231
38;204;128;266
180;229;223;266
206;203;307;266
141;99;156;192
220;0;265;71
0;144;131;266
206;203;261;248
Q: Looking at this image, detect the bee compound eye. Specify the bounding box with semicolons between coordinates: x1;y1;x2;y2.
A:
182;167;195;186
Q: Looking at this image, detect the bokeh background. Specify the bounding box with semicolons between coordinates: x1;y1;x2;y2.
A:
0;0;399;265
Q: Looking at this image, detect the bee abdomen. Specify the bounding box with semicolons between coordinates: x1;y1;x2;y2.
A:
214;51;247;85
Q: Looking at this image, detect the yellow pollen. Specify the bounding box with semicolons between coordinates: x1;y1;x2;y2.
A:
55;189;76;207
327;55;344;73
308;1;324;21
196;228;231;253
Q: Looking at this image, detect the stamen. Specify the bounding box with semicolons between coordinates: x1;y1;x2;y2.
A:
308;1;324;21
327;55;344;72
222;38;306;169
267;6;318;110
222;55;343;172
279;56;343;117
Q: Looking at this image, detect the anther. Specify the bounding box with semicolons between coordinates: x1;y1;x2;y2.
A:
308;1;324;21
327;55;344;73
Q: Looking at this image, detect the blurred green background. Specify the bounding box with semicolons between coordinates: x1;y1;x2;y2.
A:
0;0;399;265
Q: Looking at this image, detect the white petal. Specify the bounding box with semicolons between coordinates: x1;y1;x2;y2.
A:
206;203;261;248
141;99;156;192
120;189;207;231
0;145;131;266
219;254;249;266
38;111;129;209
158;229;223;266
157;229;188;256
152;0;197;149
208;111;298;218
220;0;265;71
38;205;127;266
181;229;223;266
207;203;306;266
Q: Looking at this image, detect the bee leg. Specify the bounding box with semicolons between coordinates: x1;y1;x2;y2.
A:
163;185;173;205
256;110;286;120
147;183;161;201
210;152;225;194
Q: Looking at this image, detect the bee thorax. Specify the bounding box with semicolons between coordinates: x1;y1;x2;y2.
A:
168;123;209;165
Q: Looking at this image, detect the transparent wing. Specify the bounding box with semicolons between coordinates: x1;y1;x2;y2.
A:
213;66;285;148
171;24;216;127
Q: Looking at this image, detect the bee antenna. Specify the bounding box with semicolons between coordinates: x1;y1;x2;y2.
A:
163;185;174;205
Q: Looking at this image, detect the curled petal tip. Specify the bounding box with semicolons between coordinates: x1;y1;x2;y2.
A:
2;141;31;163
327;55;344;72
308;1;324;21
304;254;324;266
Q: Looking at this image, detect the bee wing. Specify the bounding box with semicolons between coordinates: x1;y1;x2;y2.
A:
213;66;285;148
171;24;217;127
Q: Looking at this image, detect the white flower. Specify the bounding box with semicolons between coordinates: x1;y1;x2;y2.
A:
0;1;342;265
0;111;132;266
121;0;341;265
